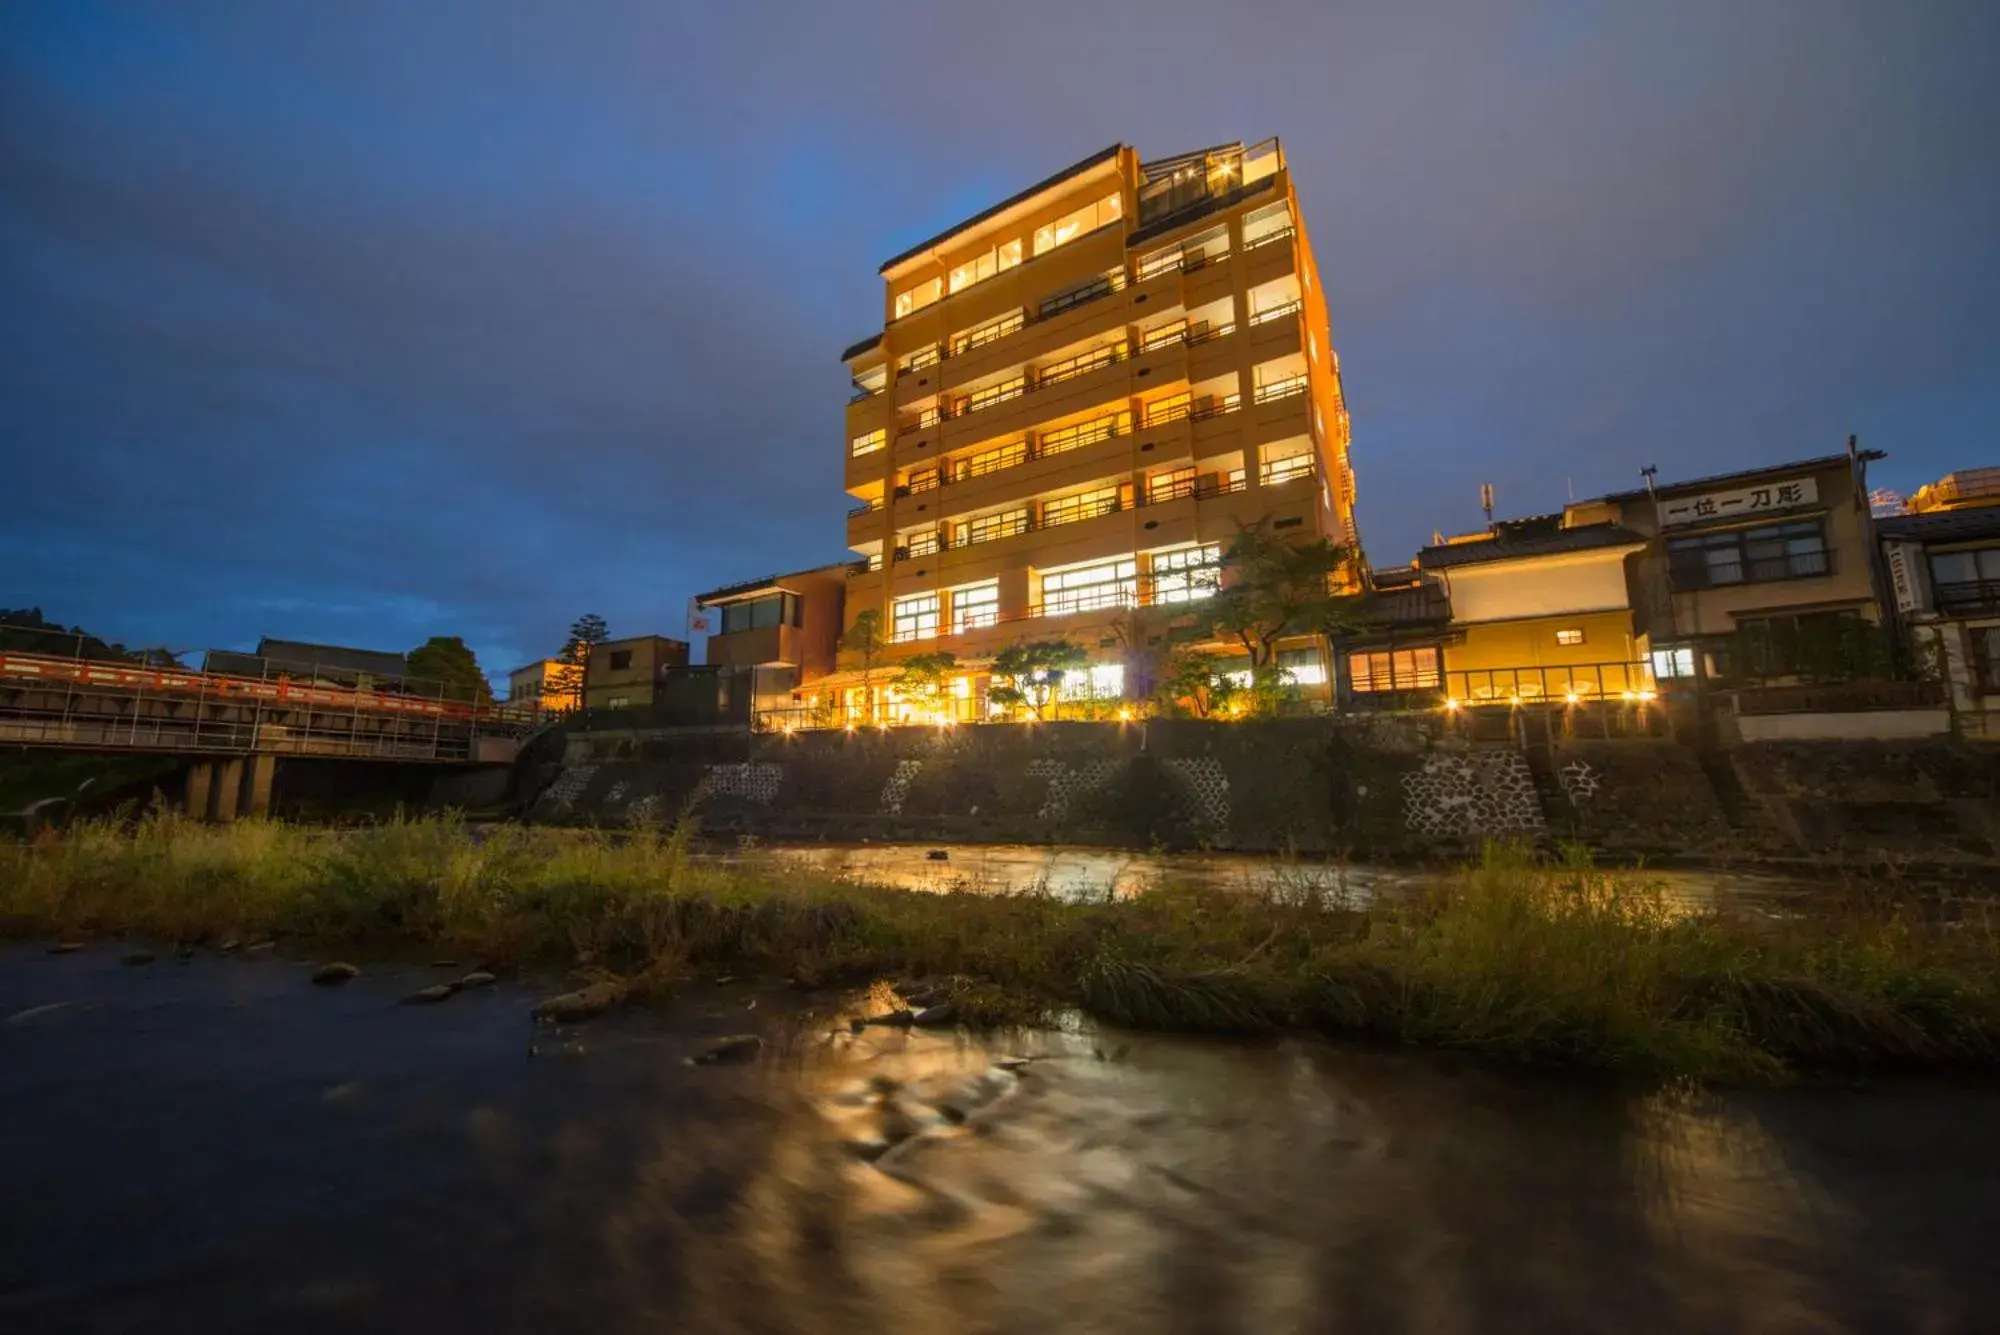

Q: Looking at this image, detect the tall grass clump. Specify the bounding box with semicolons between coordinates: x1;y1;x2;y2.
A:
4;813;1997;1082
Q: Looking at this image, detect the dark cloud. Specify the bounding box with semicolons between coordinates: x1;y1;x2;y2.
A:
2;1;1995;679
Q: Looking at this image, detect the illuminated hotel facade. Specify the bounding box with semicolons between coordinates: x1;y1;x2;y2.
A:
834;139;1356;718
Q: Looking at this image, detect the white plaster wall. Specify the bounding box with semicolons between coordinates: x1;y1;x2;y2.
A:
1443;548;1639;623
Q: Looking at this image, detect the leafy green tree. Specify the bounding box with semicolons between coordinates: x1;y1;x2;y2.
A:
1204;523;1360;689
405;636;493;703
1151;647;1240;719
838;609;886;723
892;650;959;722
987;638;1089;720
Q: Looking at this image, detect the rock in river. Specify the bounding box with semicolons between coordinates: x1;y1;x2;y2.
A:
458;971;497;989
692;1034;763;1065
534;980;626;1024
47;942;86;956
911;1002;957;1027
312;963;360;986
402;984;456;1005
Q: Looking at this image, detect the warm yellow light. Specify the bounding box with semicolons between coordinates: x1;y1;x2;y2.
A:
1564;692;1579;705
782;723;795;736
1637;689;1657;702
1117;708;1133;722
1444;698;1460;712
844;724;855;734
1508;695;1520;706
1619;690;1635;701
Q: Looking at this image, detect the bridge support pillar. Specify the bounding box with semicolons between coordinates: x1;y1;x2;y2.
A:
183;763;214;820
209;758;244;822
241;754;276;818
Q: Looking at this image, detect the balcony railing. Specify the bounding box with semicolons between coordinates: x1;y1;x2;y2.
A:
896;407;940;437
1259;454;1314;486
895;461;1307;558
1249;299;1302;327
1037;270;1126;321
1140;318;1234;352
1034;340;1129;388
847;498;884;519
1252;375;1309;405
1668;549;1832;592
1241;224;1296;255
1936;579;2000;615
885;381;1269;505
1142;389;1241;427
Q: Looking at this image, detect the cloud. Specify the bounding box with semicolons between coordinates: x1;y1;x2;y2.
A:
1;0;1995;670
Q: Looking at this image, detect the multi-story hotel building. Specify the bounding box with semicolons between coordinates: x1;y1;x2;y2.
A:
835;139;1356;718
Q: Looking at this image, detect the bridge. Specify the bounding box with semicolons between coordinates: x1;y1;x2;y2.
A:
0;650;549;820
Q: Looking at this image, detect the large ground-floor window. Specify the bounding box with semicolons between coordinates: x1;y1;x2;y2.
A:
1347;647;1440;693
1041;559;1137;617
892;592;938;643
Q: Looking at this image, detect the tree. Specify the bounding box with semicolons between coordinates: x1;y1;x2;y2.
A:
987;638;1089;720
1151;647;1240;719
892;651;959;723
559;613;608;711
1204;522;1360;688
838;609;886;724
1;608;174;664
405;636;493;703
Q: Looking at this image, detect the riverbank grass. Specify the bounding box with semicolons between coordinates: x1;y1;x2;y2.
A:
4;813;1996;1081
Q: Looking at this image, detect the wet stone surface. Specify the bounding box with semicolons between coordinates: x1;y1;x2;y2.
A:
2;944;2000;1333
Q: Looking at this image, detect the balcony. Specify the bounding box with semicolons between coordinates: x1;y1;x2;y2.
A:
1936;579;2000;616
897;460;1307;561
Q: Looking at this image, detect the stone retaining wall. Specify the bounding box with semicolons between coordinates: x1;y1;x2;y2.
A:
532;721;2000;866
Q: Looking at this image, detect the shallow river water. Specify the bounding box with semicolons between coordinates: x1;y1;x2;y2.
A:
705;840;1830;912
4;945;1999;1334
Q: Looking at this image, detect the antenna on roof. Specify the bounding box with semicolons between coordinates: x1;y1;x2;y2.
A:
1479;483;1495;530
1566;477;1574;503
1640;464;1658;498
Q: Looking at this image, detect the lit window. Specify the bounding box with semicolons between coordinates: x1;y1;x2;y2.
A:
1347;648;1441;693
1040;486;1122;528
1040;558;1137;617
897;343;939;374
950;581;999;633
947;239;1024;294
1033;193;1123;256
1650;646;1697;679
851;429;886;458
1059;662;1125;701
893;277;941;320
892;593;939;643
1278;648;1326;686
1556;628;1585;646
1151;545;1222;603
952;509;1029;548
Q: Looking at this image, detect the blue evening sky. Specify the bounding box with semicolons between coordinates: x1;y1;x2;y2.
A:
3;1;1995;680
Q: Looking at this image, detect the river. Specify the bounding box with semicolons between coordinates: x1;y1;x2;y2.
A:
703;840;1832;911
4;944;1996;1333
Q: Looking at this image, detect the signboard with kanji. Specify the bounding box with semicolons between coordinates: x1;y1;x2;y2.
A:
1657;476;1818;528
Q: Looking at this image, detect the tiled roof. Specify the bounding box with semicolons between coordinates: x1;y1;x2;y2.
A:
1352;578;1450;627
1876;508;2000;544
1416;523;1646;570
1600;454;1865;502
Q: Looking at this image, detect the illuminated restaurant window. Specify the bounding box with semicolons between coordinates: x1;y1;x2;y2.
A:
892;592;939;643
1347;648;1440;692
893;277;942;320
